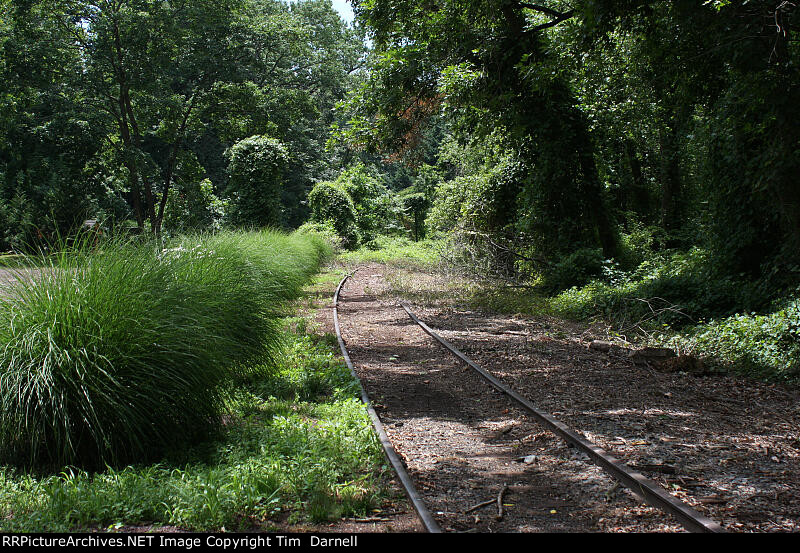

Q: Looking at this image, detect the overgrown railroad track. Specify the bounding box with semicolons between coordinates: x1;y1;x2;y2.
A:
333;270;735;533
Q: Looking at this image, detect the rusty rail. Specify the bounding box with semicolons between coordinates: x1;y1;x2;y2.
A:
400;302;726;534
334;275;442;533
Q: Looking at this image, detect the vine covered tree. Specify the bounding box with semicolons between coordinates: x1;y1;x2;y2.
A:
338;0;620;266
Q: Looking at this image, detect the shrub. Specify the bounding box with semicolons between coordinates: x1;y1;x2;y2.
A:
672;298;800;380
426;172;491;234
616;222;667;270
162;178;227;233
333;164;402;242
543;247;605;293
296;221;343;251
548;247;771;328
0;190;36;251
307;181;360;250
225;136;288;228
0;230;327;468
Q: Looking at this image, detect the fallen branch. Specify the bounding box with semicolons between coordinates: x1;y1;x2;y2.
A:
496;484;509;520
461;230;553;267
465;498;496;514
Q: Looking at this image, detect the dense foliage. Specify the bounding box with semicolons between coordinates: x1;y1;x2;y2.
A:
0;0;364;245
338;0;797;281
0;281;386;531
308;181;361;249
226;135;288;228
0;0;797;417
325;0;800;377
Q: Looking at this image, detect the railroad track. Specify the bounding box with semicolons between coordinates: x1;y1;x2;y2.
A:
334;273;726;533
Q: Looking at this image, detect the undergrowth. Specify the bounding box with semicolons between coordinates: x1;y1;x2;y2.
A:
667;298;800;380
546;248;799;380
0;284;385;531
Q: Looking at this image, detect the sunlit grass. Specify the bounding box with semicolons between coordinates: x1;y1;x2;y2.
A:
0;253;29;269
0;230;332;468
339;235;442;270
0;265;388;531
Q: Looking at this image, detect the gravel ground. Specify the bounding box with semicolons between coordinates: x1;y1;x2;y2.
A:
0;268;18;287
379;264;800;533
328;264;692;532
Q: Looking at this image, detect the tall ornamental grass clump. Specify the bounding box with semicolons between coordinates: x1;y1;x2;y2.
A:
199;230;332;308
0;230;331;468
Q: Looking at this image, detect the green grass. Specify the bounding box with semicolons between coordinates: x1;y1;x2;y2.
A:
0;253;30;269
0;271;387;532
0;229;333;468
339;235;442;269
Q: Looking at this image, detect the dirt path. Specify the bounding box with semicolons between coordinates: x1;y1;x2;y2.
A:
329;264;691;532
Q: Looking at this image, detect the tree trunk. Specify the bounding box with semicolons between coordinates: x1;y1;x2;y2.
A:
623;138;651;217
575;116;618;258
770;7;800;253
658;122;681;235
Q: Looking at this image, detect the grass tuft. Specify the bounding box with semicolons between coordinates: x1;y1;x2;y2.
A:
0;230;332;468
0;315;385;532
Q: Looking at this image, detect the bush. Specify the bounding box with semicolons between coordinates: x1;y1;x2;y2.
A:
0;230;328;468
307;182;360;250
616;222;667;270
295;221;343;252
162;178;227;233
225;136;288;228
333;164;402;242
548;247;770;328
0;190;36;251
543;247;605;292
426;172;492;234
672;298;800;380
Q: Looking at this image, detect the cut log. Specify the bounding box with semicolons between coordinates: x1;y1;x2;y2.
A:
588;340;614;352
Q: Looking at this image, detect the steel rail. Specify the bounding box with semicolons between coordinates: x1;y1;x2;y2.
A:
400;302;726;534
334;275;443;533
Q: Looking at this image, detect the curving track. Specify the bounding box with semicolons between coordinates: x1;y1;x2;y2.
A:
333;269;739;533
334;273;442;533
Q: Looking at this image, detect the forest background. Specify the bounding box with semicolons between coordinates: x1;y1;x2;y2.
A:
1;0;798;380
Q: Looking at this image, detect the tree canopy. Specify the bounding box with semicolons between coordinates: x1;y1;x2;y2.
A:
2;0;798;322
331;1;798;301
0;0;365;244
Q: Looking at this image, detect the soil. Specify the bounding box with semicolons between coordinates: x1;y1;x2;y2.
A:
318;262;800;533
